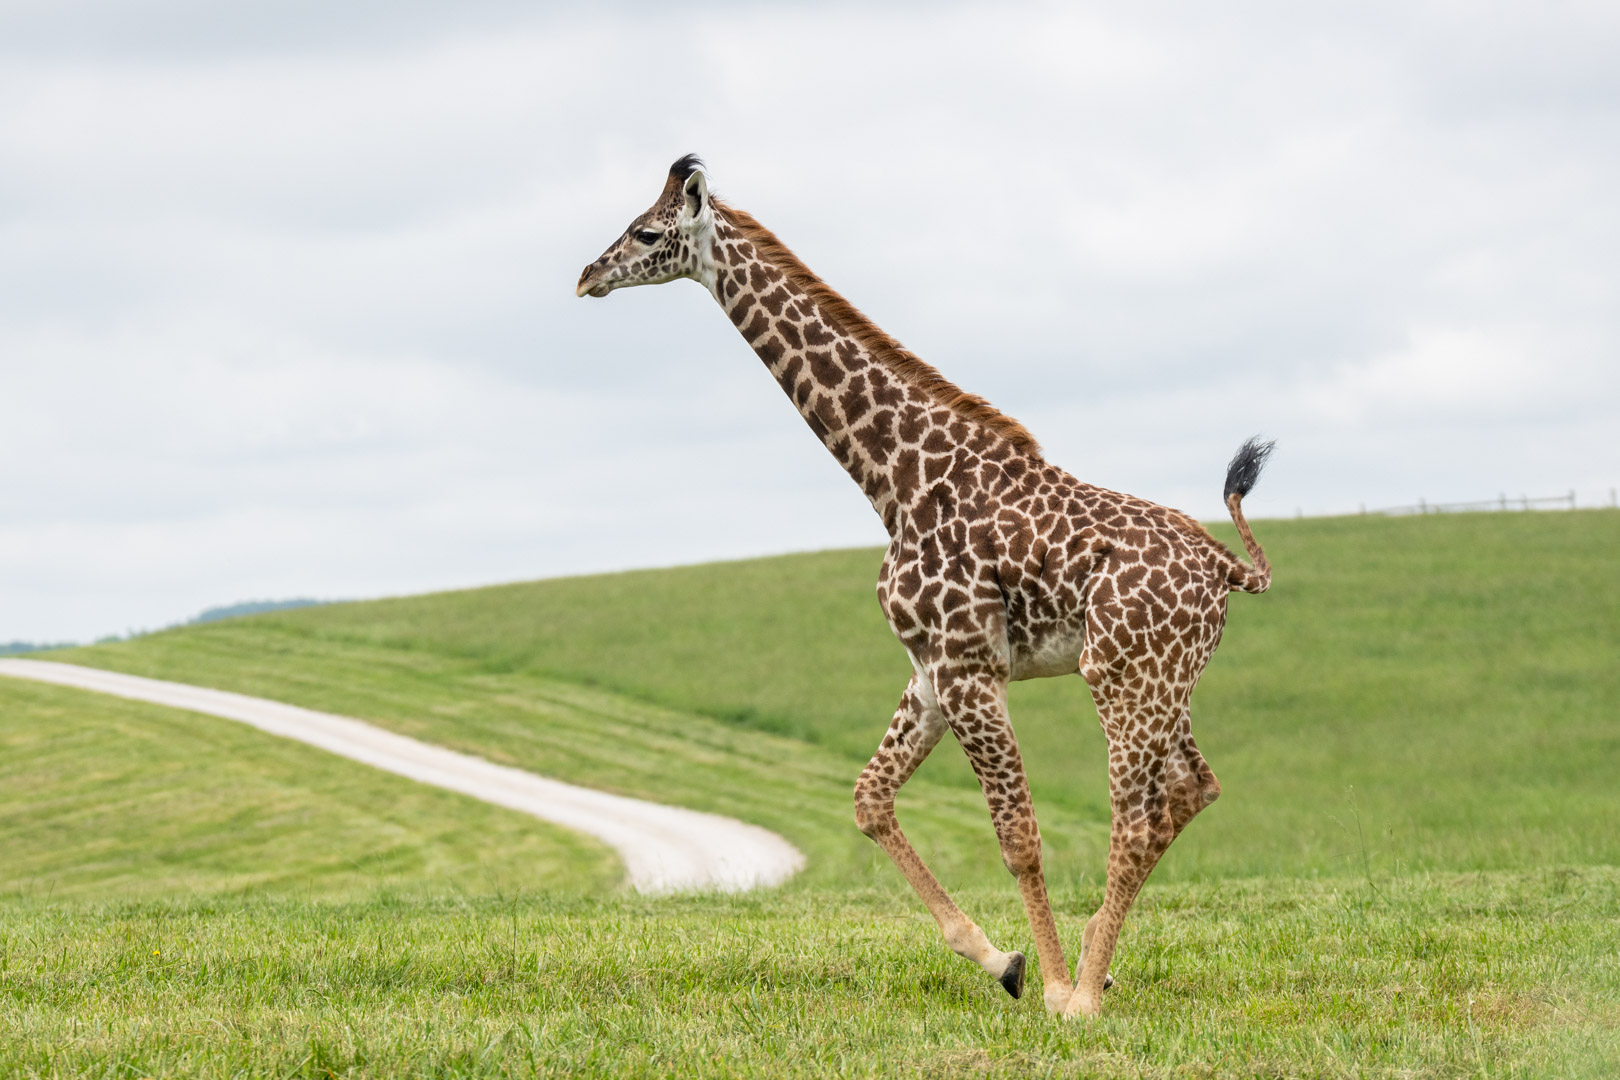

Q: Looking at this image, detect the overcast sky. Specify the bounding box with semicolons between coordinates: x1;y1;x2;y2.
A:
2;1;1616;642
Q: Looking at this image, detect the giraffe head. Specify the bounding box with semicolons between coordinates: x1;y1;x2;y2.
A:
576;154;715;298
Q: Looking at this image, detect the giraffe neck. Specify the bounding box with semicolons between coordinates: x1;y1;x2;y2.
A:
702;213;1023;534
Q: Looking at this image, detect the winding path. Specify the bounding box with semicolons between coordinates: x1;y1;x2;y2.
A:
0;658;805;894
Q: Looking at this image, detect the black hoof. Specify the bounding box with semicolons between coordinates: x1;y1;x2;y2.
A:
999;952;1026;999
1075;955;1116;991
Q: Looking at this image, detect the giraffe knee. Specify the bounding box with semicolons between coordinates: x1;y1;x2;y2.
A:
1169;772;1220;826
853;780;893;841
855;807;892;842
998;830;1042;877
1190;754;1221;806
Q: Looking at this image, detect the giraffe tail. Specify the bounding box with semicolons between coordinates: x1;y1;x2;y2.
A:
1221;436;1274;594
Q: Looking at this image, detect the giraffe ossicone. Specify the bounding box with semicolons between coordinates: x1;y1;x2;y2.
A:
577;155;1275;1019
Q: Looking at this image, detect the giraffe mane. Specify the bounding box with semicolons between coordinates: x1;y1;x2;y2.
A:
713;201;1044;461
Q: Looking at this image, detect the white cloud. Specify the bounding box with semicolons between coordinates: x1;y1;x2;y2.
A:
1306;327;1543;423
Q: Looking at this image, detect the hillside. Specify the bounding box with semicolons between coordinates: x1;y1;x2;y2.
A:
0;677;617;900
50;508;1620;883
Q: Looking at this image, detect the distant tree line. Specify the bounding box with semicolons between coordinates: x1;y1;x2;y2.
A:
188;598;325;624
1;640;76;657
2;598;329;656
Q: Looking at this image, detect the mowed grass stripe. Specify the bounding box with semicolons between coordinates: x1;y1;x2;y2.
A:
0;678;620;901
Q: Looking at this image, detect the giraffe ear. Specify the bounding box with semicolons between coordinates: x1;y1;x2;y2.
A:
681;169;708;221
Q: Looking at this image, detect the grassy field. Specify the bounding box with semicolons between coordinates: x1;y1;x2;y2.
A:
5;874;1618;1077
0;677;618;901
5;509;1619;1076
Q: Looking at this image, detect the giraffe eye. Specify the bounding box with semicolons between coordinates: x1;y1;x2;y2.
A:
634;229;662;245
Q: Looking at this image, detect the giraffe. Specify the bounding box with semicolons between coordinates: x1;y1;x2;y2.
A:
575;155;1274;1018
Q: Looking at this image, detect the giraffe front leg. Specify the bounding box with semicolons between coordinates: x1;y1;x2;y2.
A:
933;666;1073;1014
855;675;1025;996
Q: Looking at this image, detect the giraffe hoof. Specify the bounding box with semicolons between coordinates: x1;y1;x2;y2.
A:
1075;956;1115;992
999;952;1026;999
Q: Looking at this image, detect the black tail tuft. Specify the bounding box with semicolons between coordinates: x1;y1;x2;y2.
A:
669;153;705;180
1223;437;1275;500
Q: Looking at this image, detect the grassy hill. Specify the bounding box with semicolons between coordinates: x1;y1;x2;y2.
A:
6;509;1619;1077
0;677;618;901
47;508;1620;883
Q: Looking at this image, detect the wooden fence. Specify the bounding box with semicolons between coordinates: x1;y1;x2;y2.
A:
1358;490;1615;516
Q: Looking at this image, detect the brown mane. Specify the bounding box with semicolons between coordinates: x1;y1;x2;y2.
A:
714;201;1043;461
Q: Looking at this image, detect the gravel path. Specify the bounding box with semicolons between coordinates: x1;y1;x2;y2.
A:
0;658;805;894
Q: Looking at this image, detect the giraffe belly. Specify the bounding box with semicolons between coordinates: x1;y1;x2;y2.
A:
1010;625;1088;681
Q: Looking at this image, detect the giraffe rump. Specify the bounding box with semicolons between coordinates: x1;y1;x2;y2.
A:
712;201;1044;461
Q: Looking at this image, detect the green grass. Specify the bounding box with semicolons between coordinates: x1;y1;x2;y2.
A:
7;509;1619;1076
0;678;619;901
52;509;1620;881
3;872;1617;1078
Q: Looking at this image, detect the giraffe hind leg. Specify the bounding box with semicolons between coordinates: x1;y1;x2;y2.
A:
1075;710;1215;992
1066;685;1197;1019
854;674;1024;996
1167;716;1222;832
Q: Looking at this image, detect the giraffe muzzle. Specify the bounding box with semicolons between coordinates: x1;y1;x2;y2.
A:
575;263;612;299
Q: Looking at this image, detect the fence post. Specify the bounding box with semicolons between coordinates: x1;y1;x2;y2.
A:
1419;497;1427;514
1569;489;1576;509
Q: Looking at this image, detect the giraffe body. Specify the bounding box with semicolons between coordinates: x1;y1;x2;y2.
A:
576;156;1273;1017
